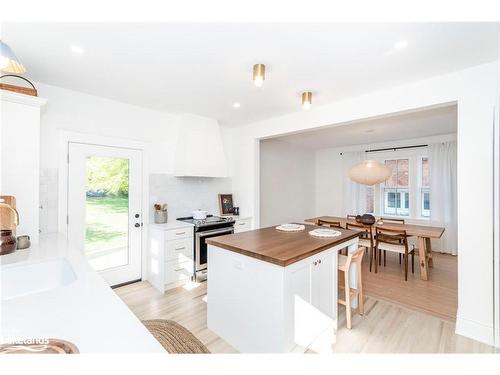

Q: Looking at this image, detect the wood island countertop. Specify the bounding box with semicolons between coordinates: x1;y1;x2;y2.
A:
206;224;360;267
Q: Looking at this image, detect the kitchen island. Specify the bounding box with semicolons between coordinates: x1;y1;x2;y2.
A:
206;224;360;353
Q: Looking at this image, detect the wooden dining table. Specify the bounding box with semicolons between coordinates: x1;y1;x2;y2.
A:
305;216;445;281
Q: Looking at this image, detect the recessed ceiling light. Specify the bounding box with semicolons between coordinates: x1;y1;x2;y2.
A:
394;40;408;50
233;102;241;109
70;45;85;54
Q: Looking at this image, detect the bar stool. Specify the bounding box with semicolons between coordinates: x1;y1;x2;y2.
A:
338;247;364;329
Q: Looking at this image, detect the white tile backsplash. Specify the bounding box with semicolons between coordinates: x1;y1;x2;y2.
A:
149;174;232;222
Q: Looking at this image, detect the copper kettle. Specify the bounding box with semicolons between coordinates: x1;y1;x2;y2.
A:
0;200;19;255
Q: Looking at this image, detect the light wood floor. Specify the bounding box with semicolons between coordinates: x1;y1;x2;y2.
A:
357;250;458;322
115;279;497;354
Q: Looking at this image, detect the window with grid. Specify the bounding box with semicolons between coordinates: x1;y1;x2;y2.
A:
420;157;430;217
383;159;409;216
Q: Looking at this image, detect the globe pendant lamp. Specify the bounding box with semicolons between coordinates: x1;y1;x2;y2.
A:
349;160;391;186
1;40;37;96
0;40;26;74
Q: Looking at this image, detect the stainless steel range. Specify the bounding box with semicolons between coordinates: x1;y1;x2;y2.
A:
177;215;235;281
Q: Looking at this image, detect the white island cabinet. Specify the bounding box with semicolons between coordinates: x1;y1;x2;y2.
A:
206;225;359;353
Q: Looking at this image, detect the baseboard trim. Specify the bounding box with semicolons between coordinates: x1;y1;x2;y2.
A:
455;315;495;346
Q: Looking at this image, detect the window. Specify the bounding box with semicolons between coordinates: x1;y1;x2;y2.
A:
383;159;409;216
420;157;430;217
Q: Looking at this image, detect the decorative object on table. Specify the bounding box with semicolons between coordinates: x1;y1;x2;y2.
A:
376;218;384;225
153;203;168;224
301;91;312;110
16;235;31;250
192;209;208;220
349;160;391;185
0;40;38;96
355;214;376;225
0;339;79;354
0;230;17;255
309;228;342;238
275;223;305;232
218;193;234;216
232;206;240;216
142;319;210;354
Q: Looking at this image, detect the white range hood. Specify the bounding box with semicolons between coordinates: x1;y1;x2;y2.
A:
173;114;228;177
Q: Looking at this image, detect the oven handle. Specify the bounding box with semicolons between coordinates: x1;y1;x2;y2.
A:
196;227;234;238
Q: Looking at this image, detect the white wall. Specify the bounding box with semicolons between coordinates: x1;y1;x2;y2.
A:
259;139;316;227
35;83;233;232
230;61;499;345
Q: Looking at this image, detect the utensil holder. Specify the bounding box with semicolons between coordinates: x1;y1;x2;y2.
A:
154;210;168;224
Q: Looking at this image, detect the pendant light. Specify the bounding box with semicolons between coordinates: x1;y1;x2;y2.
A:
253;64;265;87
349;160;391;186
302;91;312;110
0;40;26;74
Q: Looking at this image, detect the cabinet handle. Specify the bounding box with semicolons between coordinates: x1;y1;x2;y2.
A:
174;268;184;272
175;246;186;251
238;223;245;226
313;261;317;266
175;231;186;235
318;259;322;264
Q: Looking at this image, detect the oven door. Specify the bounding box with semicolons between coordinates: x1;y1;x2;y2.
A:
195;227;234;272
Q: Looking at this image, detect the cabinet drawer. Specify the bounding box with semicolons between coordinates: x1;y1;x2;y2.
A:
164;259;193;285
234;219;251;233
164;226;193;241
165;238;193;262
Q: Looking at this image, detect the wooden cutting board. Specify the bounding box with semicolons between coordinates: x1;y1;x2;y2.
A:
0;195;17;233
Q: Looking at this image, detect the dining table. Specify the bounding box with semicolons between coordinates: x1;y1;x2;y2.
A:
304;216;445;281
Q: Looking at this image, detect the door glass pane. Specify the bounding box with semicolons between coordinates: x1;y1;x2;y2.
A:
85;156;129;271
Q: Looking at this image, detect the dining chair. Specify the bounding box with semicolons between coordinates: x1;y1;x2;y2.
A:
374;226;415;281
378;217;405;265
338;247;364;329
317;219;343;229
346;222;375;272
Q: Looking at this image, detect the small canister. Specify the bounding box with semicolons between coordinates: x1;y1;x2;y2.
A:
16;235;31;250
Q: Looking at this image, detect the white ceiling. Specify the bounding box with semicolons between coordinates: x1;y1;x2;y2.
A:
268;104;457;150
2;23;497;126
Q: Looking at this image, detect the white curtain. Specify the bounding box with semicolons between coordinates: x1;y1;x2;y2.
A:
428;141;457;255
341;151;367;216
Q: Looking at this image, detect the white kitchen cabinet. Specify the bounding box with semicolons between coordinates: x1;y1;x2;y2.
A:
233;217;252;233
0;90;47;244
148;222;194;293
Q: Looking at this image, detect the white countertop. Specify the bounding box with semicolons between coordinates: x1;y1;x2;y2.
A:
149;220;194;230
0;233;165;353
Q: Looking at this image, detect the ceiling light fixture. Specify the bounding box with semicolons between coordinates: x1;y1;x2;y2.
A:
233;102;241;109
302;91;312;110
394;40;408;50
252;63;265;87
0;40;26;74
349;160;391;186
70;45;85;54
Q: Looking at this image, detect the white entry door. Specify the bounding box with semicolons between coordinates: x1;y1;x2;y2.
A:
68;142;143;286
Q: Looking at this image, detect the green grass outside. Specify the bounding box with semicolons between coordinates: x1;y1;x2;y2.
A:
85;195;129;253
